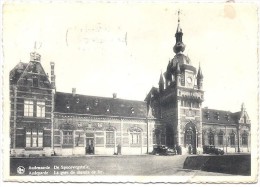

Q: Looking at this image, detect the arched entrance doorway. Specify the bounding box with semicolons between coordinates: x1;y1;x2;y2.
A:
184;122;197;154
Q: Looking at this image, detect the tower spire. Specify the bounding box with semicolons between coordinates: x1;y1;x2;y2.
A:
197;63;203;90
176;9;182;33
159;71;164;93
173;9;185;54
197;63;203;79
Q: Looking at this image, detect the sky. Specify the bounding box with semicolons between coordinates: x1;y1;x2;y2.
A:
2;2;258;125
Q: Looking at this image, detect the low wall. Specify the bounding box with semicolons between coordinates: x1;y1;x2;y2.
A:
183;154;251;175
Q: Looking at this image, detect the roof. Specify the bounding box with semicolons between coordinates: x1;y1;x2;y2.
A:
171;53;192;66
165;54;196;77
202;108;240;124
144;87;159;102
9;60;51;89
54;92;148;118
9;62;28;85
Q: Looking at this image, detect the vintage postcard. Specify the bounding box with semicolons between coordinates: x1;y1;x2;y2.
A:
1;1;259;183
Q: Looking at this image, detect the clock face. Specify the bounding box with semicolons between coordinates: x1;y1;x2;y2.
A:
187;77;192;84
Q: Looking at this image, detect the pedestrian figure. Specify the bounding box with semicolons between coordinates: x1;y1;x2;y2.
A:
117;143;121;155
188;144;192;154
174;145;177;155
176;145;182;155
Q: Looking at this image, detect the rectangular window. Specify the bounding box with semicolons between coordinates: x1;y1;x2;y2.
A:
131;133;140;144
33;77;39;87
24;100;34;117
63;131;73;145
106;131;115;145
25;129;43;148
37;101;45;117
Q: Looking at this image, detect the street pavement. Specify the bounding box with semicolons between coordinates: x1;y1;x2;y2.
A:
10;155;232;176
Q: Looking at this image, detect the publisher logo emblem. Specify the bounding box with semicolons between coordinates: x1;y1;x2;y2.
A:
17;166;25;175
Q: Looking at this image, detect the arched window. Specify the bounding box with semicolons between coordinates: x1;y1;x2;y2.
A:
161;130;166;145
184;124;196;148
230;132;235;146
129;126;142;145
218;131;224;146
242;131;248;146
181;100;184;106
208;131;214;145
185;128;193;146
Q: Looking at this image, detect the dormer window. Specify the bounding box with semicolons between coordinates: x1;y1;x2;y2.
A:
214;112;219;120
205;111;210;120
106;105;110;112
225;113;230;121
130;107;135;114
66;101;70;110
94;99;99;106
86;104;90;112
215;112;220;120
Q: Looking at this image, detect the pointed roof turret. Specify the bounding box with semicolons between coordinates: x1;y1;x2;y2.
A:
159;71;164;92
197;63;203;79
159;71;164;84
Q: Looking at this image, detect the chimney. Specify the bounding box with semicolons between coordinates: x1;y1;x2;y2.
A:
50;62;55;89
72;88;76;96
113;93;117;99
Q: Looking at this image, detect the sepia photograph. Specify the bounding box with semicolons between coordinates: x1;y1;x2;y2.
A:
1;1;259;183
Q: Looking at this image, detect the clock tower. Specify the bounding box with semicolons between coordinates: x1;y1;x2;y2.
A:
156;10;204;154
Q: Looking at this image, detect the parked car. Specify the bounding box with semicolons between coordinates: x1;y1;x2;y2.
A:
152;145;176;156
203;145;224;155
